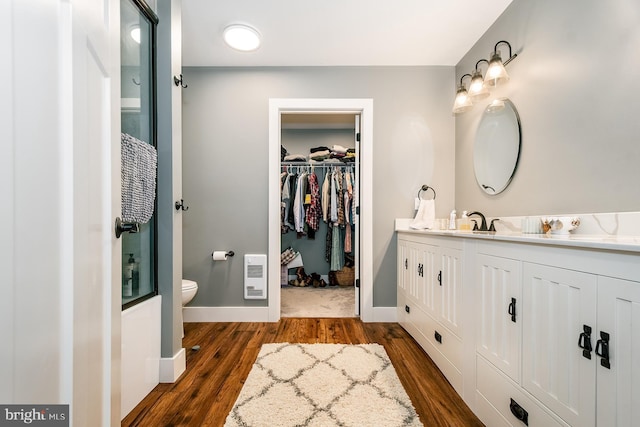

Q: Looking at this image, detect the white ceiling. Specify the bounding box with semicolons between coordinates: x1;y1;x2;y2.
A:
181;0;514;67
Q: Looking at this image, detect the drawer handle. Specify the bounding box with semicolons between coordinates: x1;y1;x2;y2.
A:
595;331;611;369
405;305;410;313
507;297;517;323
509;398;529;425
437;270;442;286
404;258;408;269
434;330;442;344
578;324;593;359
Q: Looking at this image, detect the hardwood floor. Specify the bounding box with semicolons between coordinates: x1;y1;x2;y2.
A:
122;319;483;427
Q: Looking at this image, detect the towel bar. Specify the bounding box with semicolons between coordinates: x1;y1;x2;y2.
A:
417;185;436;200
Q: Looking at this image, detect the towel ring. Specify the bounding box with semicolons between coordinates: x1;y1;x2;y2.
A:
417;185;436;200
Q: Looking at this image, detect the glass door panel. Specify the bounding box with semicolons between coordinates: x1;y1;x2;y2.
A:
120;0;158;309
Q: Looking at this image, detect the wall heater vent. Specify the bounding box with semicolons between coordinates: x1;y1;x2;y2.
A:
244;254;267;300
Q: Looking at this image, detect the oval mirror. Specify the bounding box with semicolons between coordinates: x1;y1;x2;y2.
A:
473;98;521;195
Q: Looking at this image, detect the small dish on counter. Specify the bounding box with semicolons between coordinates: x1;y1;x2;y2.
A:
542;216;581;235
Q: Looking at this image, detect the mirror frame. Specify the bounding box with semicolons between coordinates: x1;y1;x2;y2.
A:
473;98;522;195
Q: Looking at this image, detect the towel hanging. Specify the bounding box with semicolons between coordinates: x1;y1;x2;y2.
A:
121;133;157;224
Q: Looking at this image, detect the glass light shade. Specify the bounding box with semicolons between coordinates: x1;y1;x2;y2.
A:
223;24;261;51
468;70;490;100
452;85;473;114
484;52;509;87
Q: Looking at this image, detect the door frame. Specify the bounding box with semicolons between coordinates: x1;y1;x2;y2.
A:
268;98;374;322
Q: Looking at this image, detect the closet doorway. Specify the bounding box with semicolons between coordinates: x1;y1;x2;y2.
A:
268;99;373;322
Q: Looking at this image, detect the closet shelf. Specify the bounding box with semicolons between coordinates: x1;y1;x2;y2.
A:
281;161;355;168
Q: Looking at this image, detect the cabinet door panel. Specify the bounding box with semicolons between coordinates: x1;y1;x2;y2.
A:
597;276;640;427
476;254;522;382
440;247;463;337
420;243;439;318
522;263;597;427
397;238;409;294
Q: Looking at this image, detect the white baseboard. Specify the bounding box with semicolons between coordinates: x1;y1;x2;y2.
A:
183;306;270;322
183;305;396;323
371;306;397;322
159;348;186;383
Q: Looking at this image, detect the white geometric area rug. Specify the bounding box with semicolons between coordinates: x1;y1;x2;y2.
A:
224;343;423;427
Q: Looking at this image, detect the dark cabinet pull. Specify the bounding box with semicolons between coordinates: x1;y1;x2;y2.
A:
405;305;410;313
437;270;442;286
578;324;593;359
595;331;611;369
507;297;517;323
404;258;408;270
509;398;529;425
417;263;423;277
434;330;442;344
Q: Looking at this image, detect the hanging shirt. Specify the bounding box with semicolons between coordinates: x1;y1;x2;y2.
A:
305;173;320;232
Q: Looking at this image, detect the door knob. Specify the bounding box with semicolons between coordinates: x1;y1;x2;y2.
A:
115;217;139;239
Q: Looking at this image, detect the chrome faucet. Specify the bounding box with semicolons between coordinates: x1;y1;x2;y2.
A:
468;211;488;231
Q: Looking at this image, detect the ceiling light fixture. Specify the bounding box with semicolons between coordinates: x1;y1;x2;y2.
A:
452;74;473;115
453;40;519;114
130;25;141;44
223;24;261;52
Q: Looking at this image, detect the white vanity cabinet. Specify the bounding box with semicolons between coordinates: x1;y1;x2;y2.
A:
473;241;640;427
396;226;640;427
396;232;464;394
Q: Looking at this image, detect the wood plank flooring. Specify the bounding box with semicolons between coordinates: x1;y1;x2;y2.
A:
122;319;483;427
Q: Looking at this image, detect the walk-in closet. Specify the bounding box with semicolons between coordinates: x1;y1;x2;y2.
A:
279;113;360;317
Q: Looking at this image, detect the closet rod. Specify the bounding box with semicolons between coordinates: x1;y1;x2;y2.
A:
281;162;355;168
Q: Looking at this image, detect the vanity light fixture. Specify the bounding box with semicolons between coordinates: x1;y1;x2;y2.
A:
452;74;473;114
453;40;519;114
223;24;261;52
468;59;490;100
484;40;517;87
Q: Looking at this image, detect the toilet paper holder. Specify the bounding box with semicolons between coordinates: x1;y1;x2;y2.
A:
212;251;234;258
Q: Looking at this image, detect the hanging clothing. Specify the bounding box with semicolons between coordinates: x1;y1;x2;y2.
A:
321;171;330;222
344;171;353;253
305;172;321;233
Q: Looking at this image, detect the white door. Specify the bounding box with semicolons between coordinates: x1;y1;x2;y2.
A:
522;263;597;427
596;276;640;427
2;0;119;424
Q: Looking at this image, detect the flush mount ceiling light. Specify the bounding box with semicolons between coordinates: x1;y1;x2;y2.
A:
130;25;141;44
223;24;261;52
453;40;519;114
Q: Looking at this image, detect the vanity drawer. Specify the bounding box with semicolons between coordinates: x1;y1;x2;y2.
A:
476;355;568;427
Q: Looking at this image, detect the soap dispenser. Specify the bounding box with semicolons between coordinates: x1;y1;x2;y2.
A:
459;211;471;231
127;253;139;297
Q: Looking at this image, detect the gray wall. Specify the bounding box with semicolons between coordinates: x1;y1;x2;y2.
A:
182;67;455;307
455;0;640;216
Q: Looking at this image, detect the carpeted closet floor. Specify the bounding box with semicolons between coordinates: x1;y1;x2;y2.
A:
281;285;356;317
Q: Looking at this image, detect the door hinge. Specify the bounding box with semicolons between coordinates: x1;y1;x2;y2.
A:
356;132;360;142
355;206;360;215
355;279;360;288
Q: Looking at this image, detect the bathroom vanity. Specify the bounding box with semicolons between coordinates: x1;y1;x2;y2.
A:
395;221;640;427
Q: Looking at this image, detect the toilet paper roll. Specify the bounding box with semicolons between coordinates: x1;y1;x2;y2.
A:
212;251;229;261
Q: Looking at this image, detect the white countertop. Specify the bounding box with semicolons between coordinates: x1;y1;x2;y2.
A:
395;218;640;253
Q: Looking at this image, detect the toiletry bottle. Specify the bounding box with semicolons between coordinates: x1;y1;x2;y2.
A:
128;253;139;296
449;210;457;230
123;255;133;297
459;211;471;231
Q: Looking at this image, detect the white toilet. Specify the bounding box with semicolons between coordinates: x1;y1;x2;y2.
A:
181;279;198;338
182;279;198;306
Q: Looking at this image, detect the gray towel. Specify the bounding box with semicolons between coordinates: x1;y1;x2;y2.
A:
121;133;157;223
